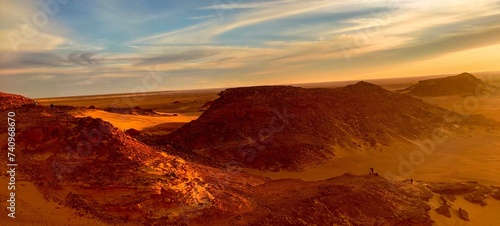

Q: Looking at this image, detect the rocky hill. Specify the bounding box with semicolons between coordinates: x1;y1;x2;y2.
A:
165;82;497;171
399;72;486;96
0;105;214;224
0;92;34;109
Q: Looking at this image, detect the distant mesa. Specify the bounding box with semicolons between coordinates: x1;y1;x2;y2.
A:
103;106;160;116
166;82;497;171
399;72;486;97
0;92;34;109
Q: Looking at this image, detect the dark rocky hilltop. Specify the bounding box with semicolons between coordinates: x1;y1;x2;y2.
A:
166;82;497;171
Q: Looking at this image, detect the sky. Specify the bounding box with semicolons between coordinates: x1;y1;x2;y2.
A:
1;0;500;97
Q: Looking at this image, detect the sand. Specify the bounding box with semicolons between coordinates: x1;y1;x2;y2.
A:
245;132;500;186
71;109;197;131
418;94;500;121
428;193;500;225
0;177;111;226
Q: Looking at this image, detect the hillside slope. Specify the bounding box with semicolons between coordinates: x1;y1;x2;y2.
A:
0;92;34;109
166;82;497;171
0;105;214;225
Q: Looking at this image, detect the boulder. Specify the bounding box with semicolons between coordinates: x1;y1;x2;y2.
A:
464;192;487;206
491;189;500;200
125;128;141;137
458;208;469;221
440;194;456;204
435;205;451;218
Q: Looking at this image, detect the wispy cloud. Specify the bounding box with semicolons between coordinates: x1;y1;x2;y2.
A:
188;15;214;20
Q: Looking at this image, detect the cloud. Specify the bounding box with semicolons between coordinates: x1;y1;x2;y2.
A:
129;22;212;45
131;0;349;46
24;74;56;81
207;0;346;36
0;52;66;68
134;50;221;66
188;15;214;20
0;29;67;52
0;0;72;52
67;51;100;65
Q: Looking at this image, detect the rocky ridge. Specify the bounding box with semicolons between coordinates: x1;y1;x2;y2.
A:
166;82;497;171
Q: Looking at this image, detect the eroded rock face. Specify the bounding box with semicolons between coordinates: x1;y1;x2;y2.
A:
191;174;434;226
440;194;456;204
428;182;477;195
430;182;493;206
166;82;497;171
464;189;490;206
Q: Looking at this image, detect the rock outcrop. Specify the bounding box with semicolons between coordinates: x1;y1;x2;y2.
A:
0;92;34;109
458;208;470;221
435;205;451;218
0;105;214;225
